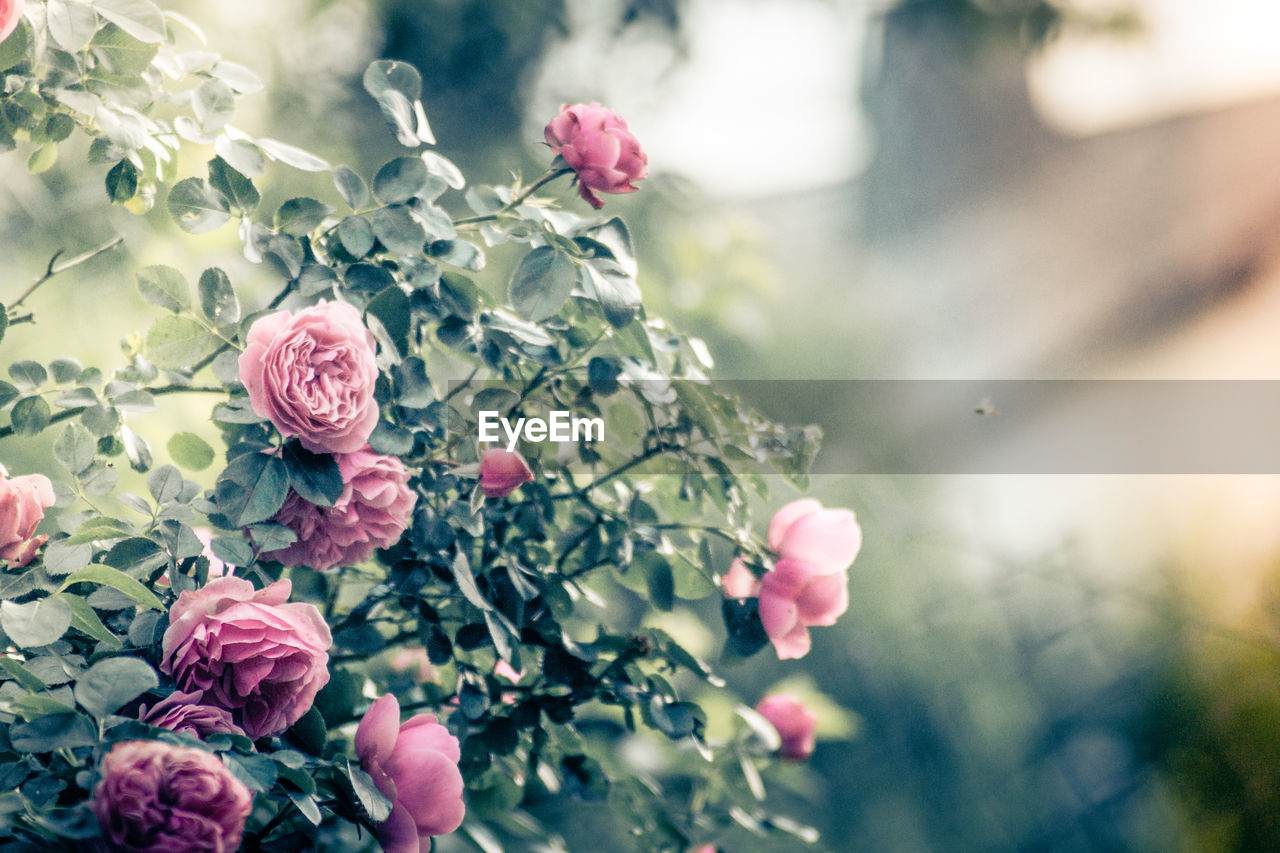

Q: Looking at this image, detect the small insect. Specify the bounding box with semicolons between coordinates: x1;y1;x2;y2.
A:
974;396;997;416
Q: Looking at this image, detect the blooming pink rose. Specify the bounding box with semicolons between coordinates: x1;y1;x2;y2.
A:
238;301;379;454
91;739;253;853
0;469;54;567
758;558;849;660
767;499;861;576
0;0;23;44
544;103;647;209
755;694;818;761
478;447;533;498
160;577;332;739
139;690;246;738
356;695;466;851
264;448;417;571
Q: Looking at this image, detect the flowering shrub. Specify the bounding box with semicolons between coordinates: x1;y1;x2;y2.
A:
0;2;859;851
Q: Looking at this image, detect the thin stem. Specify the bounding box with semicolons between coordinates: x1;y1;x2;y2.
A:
9;235;125;313
453;168;574;227
551;443;675;502
0;384;224;440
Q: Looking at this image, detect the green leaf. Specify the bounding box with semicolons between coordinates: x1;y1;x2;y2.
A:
65;517;134;546
60;593;123;650
344;263;395;293
0;657;47;693
49;358;83;384
197;267;240;329
193;79;235;132
334;165;371;210
590;217;637;278
215;137;266;177
722;598;770;657
282;441;343;507
373;157;429;204
168;177;231;234
146;464;183;503
60;564;164;611
93;0;167;43
257;137;331;172
53;423;96;475
509;246;577;322
27;145;58;175
452;552;492;612
581;258;642;328
145;315;219;369
0;18;32;72
167;432;214;471
345;760;393;822
1;598;73;648
369;205;425;254
47;0;99;52
9;712;97;751
75;656;158;718
217;452;288;527
362;61;430;147
638;551;674;611
42;540;93;576
338;216;375;258
208;156;259;214
9;360;47;389
11;397;51;436
136;265;189;313
430;239;484;272
366;286;410;355
106;159;139;204
275;197;334;235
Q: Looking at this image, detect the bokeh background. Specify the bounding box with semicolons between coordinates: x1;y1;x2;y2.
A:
7;0;1280;849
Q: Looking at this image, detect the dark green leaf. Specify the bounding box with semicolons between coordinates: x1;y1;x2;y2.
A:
509;246;577;321
366;286;410;355
369;205;425;254
9;360;46;389
74;656;158;718
722;598;770;657
197;267;239;328
373;157;429;204
11;396;51;436
282;440;343;507
430;239;484;271
10;713;98;752
582;258;642;328
208;156;259;214
338;215;375;258
106;159;139;203
344;262;396;293
275;197;334;235
168;178;231;234
217;451;288;527
346;760;393;822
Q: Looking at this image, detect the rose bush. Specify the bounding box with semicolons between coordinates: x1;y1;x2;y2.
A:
0;6;857;851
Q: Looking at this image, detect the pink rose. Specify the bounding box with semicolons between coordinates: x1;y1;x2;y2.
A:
725;500;861;659
0;469;54;567
0;0;23;44
356;695;466;851
478;448;533;498
91;739;253;853
238;301;379;454
264;448;417;571
544;103;647;209
755;694;818;761
767;498;861;576
160;577;332;739
139;690;246;738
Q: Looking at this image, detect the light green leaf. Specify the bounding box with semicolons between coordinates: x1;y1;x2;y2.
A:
93;0;167;43
60;564;164;611
136;265;190;313
74;656;158;718
60;593;123;650
145;315;219;370
167;432;214;471
1;598;73;648
509;246;576;322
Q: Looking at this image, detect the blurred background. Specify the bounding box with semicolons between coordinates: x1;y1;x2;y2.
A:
8;0;1280;849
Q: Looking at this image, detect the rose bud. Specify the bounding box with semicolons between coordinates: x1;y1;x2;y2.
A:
755;694;818;761
544;103;647;209
357;694;466;851
238;300;379;454
478;447;533;498
0;468;54;567
91;739;253;853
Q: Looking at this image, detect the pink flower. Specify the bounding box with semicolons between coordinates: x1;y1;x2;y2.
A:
264;448;417;571
767;498;861;576
139;690;246;738
544;103;647;209
727;500;861;659
0;469;54;567
478;448;533;498
0;0;23;44
356;695;466;851
390;647;438;684
91;739;253;853
755;694;818;761
160;577;331;739
238;301;379;454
